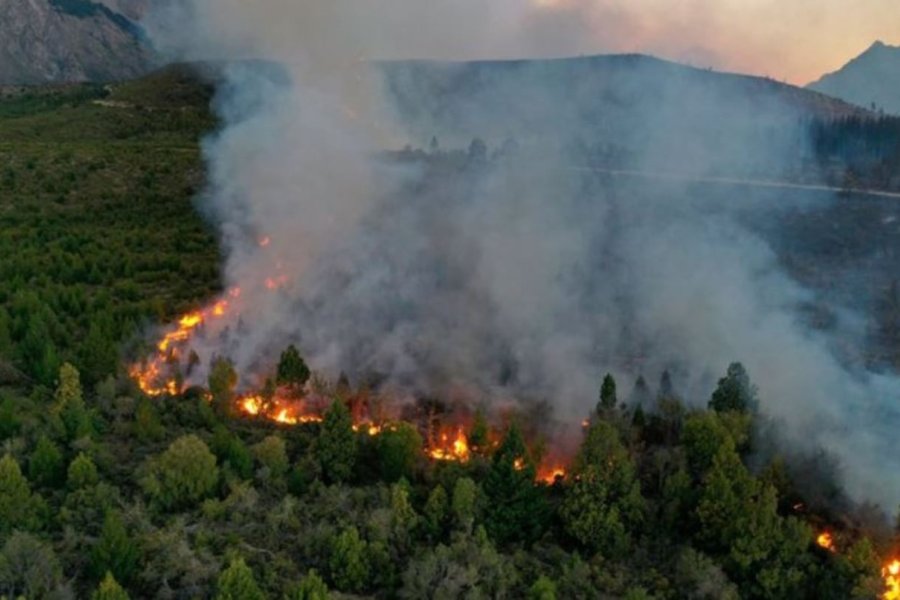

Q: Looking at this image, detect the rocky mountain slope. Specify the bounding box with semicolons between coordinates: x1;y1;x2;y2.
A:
808;41;900;115
0;0;154;84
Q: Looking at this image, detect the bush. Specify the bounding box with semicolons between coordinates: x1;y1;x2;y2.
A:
140;434;219;510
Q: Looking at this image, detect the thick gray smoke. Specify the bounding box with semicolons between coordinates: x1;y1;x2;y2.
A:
145;2;900;510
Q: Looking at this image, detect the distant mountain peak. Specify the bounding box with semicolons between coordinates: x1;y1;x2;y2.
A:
0;0;154;84
808;41;900;114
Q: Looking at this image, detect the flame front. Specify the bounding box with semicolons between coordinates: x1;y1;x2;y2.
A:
430;428;470;462
885;559;900;600
130;288;241;397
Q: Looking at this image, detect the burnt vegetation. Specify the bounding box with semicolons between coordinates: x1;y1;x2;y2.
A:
0;64;898;599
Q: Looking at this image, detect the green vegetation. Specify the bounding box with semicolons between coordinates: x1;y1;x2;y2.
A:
0;65;220;389
0;65;894;599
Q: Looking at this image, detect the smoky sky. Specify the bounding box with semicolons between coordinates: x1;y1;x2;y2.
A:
144;1;900;511
144;0;899;84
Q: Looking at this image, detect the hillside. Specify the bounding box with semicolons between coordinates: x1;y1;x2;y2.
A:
809;41;900;115
0;0;153;84
380;53;871;181
0;63;897;598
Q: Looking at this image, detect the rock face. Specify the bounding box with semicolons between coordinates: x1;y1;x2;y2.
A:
808;41;900;115
0;0;154;84
96;0;147;20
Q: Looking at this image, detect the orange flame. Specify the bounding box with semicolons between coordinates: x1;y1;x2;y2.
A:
430;428;470;462
131;300;233;396
241;395;262;416
538;466;566;485
885;559;900;600
816;532;836;552
352;422;383;436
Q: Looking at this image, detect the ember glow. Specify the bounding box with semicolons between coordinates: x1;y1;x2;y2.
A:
538;466;566;484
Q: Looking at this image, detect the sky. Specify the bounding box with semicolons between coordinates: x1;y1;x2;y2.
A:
509;0;900;84
150;0;899;85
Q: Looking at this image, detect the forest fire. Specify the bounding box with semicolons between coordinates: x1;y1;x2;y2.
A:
814;530;899;598
429;428;471;462
885;560;900;600
130;288;242;397
538;466;566;484
816;531;836;552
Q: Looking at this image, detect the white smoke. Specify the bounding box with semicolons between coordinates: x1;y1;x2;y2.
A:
144;1;900;511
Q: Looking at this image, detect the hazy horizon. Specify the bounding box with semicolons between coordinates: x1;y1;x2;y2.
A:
145;0;898;86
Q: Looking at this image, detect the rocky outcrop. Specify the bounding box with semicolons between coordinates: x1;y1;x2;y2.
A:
0;0;154;84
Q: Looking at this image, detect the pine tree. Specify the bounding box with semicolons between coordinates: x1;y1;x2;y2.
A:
134;398;164;442
215;557;266;600
67;452;100;490
28;435;64;488
598;373;618;413
529;575;558;600
140;434;219;510
290;570;329;600
0;454;38;533
709;362;757;413
423;484;449;540
55;362;92;440
92;572;129;600
252;435;289;480
276;344;310;394
451;476;478;533
315;400;357;483
328;527;370;593
90;511;139;584
377;422;421;482
483;423;548;544
561;421;644;555
208;357;237;415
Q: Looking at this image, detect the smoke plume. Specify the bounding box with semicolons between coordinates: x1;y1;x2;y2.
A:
145;2;900;511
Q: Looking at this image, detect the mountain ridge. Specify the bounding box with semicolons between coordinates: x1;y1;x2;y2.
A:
0;0;154;84
808;41;900;115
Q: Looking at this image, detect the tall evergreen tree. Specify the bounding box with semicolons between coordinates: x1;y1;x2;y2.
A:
276;344;310;395
709;362;757;413
28;435;64;488
315;400;357;483
90;511;139;584
208;357;237;415
92;572;129;600
0;454;39;533
215;557;266;600
598;373;618;413
561;421;644;555
55;362;92;440
291;570;329;600
483;423;548;545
